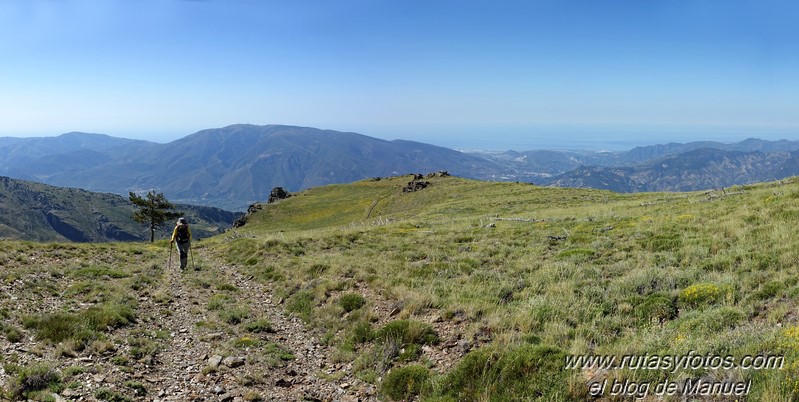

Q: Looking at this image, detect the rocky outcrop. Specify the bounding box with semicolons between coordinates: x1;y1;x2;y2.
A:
233;204;263;228
426;171;449;178
402;172;449;193
233;187;290;228
268;187;291;204
403;174;430;193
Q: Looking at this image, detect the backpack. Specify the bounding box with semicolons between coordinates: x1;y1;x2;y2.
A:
176;224;189;243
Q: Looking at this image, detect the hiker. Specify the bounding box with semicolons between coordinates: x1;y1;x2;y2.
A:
170;217;192;269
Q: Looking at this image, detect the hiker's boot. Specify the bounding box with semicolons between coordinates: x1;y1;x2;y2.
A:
180;257;187;270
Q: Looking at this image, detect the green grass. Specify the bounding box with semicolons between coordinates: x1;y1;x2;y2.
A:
205;175;799;400
94;387;134;402
233;336;261;348
380;364;432;401
22;303;136;350
0;241;168;400
286;290;315;321
375;320;439;347
261;342;296;368
218;305;250;325
338;293;367;312
244;318;275;333
3;325;23;343
7;175;799;400
439;344;571;401
8;363;62;400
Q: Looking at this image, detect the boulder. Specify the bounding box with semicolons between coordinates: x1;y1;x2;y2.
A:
426;171;449;178
268;187;291;204
222;356;245;368
208;355;224;369
402;180;430;193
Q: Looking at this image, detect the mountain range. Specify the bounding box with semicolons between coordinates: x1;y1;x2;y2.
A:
470;138;799;178
2;124;798;210
1;125;502;211
545;148;799;192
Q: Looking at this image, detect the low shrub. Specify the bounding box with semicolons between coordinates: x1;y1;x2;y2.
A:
440;344;569;401
679;283;732;308
676;306;746;335
24;313;92;346
234;336;261;348
207;294;232;310
244;318;275;333
376;320;439;346
634;293;677;324
287;291;314;320
83;303;136;331
556;248;596;260
95;387;134;402
338;293;367;312
243;390;264;402
4;325;23;343
23;303;136;349
380;364;431;401
11;363;62;399
355;320;440;374
218;305;250;325
753;281;783;301
262;342;296;368
71;264;129;279
124;380;147;396
781;324;799;351
350;320;375;344
128;336;159;361
642;230;682;252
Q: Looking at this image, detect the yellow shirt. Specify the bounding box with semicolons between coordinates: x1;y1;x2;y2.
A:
170;224;192;243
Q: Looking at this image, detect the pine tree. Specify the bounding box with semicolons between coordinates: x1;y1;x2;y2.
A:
129;191;181;243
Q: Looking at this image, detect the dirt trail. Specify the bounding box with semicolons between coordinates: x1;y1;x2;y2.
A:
138;248;348;401
0;239;473;402
0;246;362;401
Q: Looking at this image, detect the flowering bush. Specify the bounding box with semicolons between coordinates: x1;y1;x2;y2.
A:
678;283;731;308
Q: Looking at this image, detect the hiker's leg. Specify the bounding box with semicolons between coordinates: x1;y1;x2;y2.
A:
178;242;189;269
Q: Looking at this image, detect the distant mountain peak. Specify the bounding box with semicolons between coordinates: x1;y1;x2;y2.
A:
3;127;799;210
2;124;502;211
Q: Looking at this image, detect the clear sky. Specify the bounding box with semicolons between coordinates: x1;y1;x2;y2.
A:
1;0;797;150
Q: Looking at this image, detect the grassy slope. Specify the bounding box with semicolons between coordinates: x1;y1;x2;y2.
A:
218;174;799;400
4;174;799;400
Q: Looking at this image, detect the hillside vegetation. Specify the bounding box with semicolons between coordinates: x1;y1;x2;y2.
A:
0;176;237;242
220;174;799;400
3;174;799;400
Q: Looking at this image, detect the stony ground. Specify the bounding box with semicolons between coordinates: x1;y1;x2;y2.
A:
0;245;470;401
134;249;349;402
0;246;355;401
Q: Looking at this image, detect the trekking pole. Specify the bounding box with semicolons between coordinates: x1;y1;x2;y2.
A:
168;243;173;270
190;246;195;270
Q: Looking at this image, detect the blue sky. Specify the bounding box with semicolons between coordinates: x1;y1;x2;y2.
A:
1;0;797;150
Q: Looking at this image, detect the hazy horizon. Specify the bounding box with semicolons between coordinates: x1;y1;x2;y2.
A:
1;122;796;153
1;0;797;151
